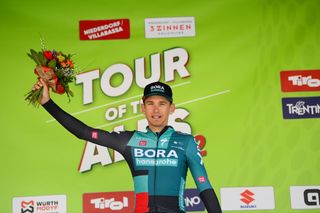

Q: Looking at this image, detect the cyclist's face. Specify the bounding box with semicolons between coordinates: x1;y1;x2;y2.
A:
141;95;175;132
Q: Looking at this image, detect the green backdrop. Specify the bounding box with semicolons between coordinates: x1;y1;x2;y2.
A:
1;0;319;212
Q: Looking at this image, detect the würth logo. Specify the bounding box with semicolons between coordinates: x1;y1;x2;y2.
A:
280;70;320;92
21;200;34;213
240;189;255;205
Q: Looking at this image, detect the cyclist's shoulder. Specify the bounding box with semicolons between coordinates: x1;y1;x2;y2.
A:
171;130;194;142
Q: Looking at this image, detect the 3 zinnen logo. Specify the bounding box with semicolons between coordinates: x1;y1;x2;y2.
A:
304;189;320;206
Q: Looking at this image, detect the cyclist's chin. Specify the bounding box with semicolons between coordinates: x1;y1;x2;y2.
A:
149;119;166;129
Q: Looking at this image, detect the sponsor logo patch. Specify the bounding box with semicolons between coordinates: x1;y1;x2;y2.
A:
83;191;134;213
220;186;275;211
184;189;205;211
91;131;98;139
197;176;206;183
280;70;320;92
282;96;320;119
12;195;67;213
290;186;320;209
79;19;130;40
144;17;195;38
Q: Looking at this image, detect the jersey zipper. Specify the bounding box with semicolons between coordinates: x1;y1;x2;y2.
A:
153;132;159;212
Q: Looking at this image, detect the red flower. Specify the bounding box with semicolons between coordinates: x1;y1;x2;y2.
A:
43;51;53;60
67;59;74;68
56;84;65;94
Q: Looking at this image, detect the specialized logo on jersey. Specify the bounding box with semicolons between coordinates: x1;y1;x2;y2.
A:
133;148;178;167
160;138;169;147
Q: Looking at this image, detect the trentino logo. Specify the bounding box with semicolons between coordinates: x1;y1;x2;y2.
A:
282;96;320;119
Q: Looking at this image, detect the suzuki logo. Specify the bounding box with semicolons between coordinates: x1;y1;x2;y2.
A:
240;190;255;205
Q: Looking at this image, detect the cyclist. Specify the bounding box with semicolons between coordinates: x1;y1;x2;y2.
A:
34;79;222;213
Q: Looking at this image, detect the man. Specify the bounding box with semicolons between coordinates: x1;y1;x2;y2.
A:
35;79;222;213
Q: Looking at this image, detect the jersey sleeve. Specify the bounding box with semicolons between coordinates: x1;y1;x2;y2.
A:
42;99;133;153
186;136;212;192
186;136;222;213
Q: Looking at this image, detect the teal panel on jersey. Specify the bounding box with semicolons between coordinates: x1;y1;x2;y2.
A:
179;177;186;211
186;137;213;193
134;175;148;193
128;133;156;148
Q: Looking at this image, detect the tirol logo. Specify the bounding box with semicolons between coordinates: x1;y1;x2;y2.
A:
21;200;34;213
290;186;320;209
280;70;320;92
184;189;205;212
282;96;320;119
79;19;130;40
240;190;255;206
83;191;134;213
145;17;195;38
12;195;67;213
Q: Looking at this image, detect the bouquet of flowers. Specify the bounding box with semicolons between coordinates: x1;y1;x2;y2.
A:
25;48;76;107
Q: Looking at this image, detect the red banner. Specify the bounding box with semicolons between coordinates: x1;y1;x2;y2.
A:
83;191;134;213
280;70;320;92
79;19;130;40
